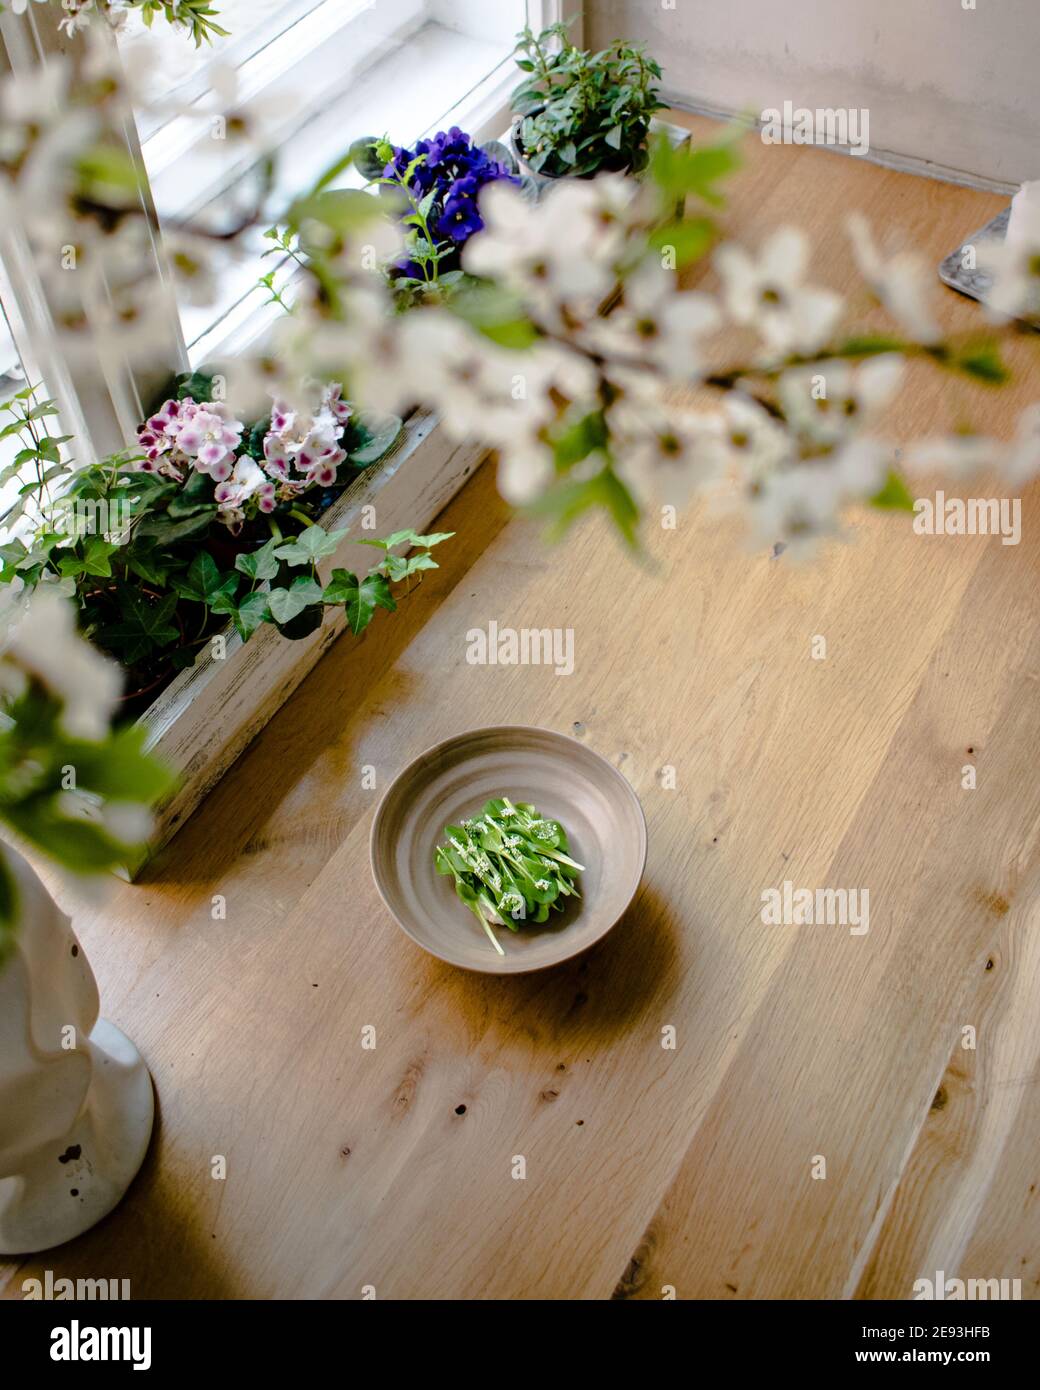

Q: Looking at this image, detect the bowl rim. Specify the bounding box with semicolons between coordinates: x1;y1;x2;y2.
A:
369;723;648;974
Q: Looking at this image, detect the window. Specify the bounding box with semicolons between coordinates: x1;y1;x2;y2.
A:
0;0;569;497
119;0;533;366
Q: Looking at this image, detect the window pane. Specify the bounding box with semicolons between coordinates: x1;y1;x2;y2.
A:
121;0;330;142
120;0;527;361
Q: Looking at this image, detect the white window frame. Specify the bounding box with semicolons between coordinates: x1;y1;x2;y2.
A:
0;0;576;464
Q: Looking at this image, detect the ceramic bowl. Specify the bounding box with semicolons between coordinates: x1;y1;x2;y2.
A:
370;725;647;974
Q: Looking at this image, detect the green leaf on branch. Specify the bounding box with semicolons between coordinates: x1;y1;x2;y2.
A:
58;723;176;804
449;283;539;349
647;216;715;268
835;335;909;358
552;411;608;471
955;342;1009;385
649;131;741;207
870;469;917;512
528;467;640;548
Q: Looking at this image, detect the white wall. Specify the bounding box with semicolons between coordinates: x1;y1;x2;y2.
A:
587;0;1040;189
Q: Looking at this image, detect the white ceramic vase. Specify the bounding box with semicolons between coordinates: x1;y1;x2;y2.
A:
0;845;153;1254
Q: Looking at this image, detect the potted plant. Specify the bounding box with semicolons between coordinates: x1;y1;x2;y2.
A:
0;373;451;717
509;22;663;179
0;588;173;1254
348;129;523;307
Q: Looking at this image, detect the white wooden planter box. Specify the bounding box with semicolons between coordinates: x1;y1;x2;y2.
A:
134;411;486;873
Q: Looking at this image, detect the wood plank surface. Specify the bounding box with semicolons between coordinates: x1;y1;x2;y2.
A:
3;115;1039;1300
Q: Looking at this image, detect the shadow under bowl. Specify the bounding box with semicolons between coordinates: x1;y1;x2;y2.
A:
370;725;647;974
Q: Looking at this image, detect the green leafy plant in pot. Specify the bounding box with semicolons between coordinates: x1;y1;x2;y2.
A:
510;22;663;179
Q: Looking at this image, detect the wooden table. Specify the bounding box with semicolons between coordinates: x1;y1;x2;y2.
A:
4;115;1040;1301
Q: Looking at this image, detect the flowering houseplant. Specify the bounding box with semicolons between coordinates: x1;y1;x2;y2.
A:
135;371;400;529
350;128;522;306
0;371;448;709
510;23;663;178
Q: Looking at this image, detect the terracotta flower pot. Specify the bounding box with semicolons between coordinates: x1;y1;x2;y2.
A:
0;846;153;1254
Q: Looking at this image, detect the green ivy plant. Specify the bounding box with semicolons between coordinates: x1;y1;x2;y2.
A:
0;376;440;705
225;524;453;642
511;22;663;178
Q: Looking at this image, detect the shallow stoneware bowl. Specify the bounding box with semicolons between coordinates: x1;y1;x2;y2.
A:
370;725;647;974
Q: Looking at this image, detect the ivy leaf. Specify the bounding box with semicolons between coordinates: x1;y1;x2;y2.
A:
234;538;281;581
324;569;396;636
380;550;440;582
208;583;242;617
57;535;118;580
174;369;216;402
358;529;454;551
233;590;271;640
100;589;180;665
0;539;27;581
267;576;324;625
273;524;346;567
173;551;238;605
127;547;180;588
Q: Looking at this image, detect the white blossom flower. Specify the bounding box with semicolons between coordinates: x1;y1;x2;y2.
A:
715;227;843;356
587;260;720;382
496;430;555;505
904;432;998;478
847;214;941;344
718;393;792;482
612;404;728;508
744;437;888;555
0;587;121;739
779;354;905;446
1004;402;1040;485
463;178;620;322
